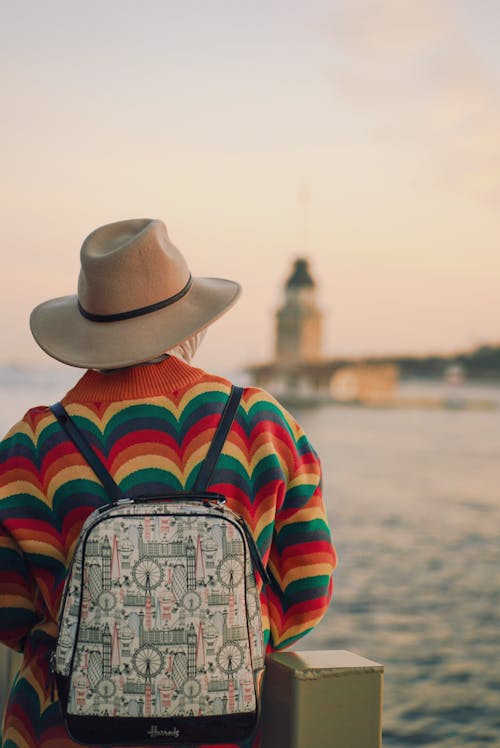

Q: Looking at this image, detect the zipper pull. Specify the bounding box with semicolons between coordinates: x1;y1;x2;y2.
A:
49;651;57;702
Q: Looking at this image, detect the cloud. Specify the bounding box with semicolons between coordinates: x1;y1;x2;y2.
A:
327;0;500;202
330;0;450;65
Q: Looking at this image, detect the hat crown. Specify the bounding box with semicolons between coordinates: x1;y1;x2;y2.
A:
30;217;241;369
78;219;190;317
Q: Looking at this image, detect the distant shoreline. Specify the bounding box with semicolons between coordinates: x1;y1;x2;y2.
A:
279;377;500;411
280;396;499;412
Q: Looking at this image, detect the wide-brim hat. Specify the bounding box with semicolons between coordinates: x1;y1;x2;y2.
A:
30;218;241;369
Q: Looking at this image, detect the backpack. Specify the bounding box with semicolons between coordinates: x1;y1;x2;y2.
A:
50;386;268;745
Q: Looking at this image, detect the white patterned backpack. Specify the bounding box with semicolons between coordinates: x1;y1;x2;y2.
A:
50;386;268;745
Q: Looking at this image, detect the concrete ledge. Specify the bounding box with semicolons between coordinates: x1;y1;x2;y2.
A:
1;646;384;748
261;650;384;748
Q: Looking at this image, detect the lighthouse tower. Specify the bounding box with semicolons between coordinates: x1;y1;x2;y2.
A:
275;258;322;364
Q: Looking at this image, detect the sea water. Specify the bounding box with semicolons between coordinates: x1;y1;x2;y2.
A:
295;400;500;746
1;367;499;746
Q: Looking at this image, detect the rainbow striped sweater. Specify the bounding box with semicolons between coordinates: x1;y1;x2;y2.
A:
0;356;336;748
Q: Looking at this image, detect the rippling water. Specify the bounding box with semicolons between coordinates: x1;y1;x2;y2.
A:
1;368;499;746
295;400;500;747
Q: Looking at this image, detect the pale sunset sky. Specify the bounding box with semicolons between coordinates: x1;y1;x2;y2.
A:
1;0;499;373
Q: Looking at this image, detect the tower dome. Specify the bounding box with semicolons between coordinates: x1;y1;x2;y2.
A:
286;258;315;288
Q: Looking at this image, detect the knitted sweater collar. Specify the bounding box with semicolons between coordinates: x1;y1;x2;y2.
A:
63;356;207;402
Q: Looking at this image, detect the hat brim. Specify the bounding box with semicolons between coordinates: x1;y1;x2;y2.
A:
30;277;241;369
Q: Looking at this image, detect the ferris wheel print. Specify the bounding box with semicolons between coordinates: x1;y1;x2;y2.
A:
133;645;164;682
98;590;115;612
97;678;116;698
132;558;163;593
217;642;243;676
182;678;201;699
217;557;243;589
182;590;201;614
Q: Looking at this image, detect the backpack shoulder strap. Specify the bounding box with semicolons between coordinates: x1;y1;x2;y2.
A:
193;385;243;492
50;401;125;503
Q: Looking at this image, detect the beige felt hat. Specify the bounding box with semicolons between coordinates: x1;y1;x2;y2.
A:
30;218;241;369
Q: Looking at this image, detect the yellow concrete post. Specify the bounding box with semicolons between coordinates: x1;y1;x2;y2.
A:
0;646;22;719
261;650;384;748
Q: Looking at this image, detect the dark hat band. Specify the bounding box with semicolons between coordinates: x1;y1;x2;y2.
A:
78;275;193;323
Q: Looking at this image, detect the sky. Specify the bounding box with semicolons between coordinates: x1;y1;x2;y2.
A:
1;0;499;374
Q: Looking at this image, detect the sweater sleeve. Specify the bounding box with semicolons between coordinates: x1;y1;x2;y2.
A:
0;419;41;652
265;408;337;650
0;523;39;651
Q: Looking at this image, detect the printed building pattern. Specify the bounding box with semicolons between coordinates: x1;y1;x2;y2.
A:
57;508;264;718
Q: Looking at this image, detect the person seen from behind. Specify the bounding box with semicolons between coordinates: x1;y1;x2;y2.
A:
0;218;337;747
